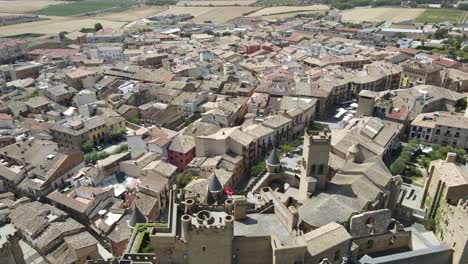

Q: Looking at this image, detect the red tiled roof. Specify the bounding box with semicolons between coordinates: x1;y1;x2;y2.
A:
248;48;269;58
0;113;13;120
399;48;420;55
28;48;79;58
250;92;269;105
281;46;297;55
310;70;325;79
386;107;408;120
434;58;458;68
163;74;175;82
0;39;27;49
282;33;304;43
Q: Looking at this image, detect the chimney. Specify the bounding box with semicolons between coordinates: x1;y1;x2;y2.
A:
446;152;456;163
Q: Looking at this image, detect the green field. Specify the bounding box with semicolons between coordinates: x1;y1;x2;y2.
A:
254;0;301;6
416;8;463;23
31;0;133;16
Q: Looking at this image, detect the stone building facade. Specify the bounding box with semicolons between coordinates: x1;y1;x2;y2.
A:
436;198;468;264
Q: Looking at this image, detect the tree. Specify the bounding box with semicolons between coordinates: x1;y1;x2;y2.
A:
177;173;196;188
448;47;457;59
59;31;67;40
94;23;103;32
110;127;126;141
250;161;265;176
85;150;109;164
30;89;39;98
112;143;129;154
434;29;449;40
459;3;468;10
82;140;93;153
395;32;407;39
280;143;294;153
129;117;141;125
390;160;406;175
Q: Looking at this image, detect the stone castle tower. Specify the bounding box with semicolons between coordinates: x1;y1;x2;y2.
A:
299;130;331;200
266;148;281;173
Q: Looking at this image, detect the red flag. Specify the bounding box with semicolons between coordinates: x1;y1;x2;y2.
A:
224;185;233;196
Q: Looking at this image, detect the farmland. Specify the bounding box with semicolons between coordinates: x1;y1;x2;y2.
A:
415;8;463;24
176;0;256;6
0;0;64;13
254;0;302;6
95;6;167;22
261;10;327;19
31;0;133;17
340;7;426;23
247;4;329;17
0;16;126;36
156;6;259;22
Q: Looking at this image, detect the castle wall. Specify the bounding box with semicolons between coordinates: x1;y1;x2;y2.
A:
186;226;233;264
273;244;306;264
350;209;392;238
233;236;272;264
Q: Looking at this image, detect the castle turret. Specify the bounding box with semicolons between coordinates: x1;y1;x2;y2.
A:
266;148;281;173
128;206;147;229
208;173;223;202
299;130;331;200
181;214;192;242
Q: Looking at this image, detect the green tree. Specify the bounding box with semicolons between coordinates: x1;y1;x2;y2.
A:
94;23;103;32
30;89;39;98
459;3;468;10
129;117;141;125
82;140;93;153
177;173;196;188
280;143;294;153
395;32;407;39
112;143;129;154
250;161;266;176
390;160;406;175
85;150;109;164
110;127;126;141
434;29;449;40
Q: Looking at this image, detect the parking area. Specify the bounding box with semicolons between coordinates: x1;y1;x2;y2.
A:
319;99;358;129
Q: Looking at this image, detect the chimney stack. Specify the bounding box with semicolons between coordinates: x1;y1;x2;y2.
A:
446;152;456;163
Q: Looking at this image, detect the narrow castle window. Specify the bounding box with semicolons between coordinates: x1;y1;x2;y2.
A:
318;164;324;174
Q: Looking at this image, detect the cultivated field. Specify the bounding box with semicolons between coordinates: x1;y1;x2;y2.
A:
31;0;132;16
261;10;327;19
459;11;468;24
254;0;301;6
0;0;64;13
415;8;463;23
0;16;126;36
156;6;259;22
340;7;426;23
95;6;167;22
247;4;329;17
176;0;256;6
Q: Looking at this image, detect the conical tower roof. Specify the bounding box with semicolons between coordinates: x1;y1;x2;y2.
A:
266;148;280;165
128;206;147;228
208;173;223;192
